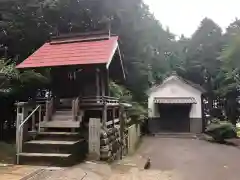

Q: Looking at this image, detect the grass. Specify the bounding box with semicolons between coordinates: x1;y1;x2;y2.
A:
0;142;15;164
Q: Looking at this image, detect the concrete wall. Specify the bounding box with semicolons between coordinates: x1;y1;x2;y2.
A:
128;124;140;154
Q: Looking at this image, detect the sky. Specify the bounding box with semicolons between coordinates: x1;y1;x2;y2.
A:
144;0;240;37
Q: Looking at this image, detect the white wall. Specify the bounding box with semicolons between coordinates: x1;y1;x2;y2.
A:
148;78;202;118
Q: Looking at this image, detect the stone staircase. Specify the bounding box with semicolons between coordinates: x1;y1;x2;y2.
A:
19;131;87;166
18;103;87;166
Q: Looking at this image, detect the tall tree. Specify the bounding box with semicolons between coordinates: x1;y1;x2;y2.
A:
217;34;240;125
177;18;224;118
184;18;223;85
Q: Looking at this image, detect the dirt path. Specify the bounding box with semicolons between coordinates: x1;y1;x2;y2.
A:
0;165;41;180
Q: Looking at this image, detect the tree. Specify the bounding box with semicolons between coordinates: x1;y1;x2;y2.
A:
217;34;240;125
184;18;223;85
177;18;224;119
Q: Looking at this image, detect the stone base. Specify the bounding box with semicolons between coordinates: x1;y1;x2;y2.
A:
190;118;203;133
148;117;203;134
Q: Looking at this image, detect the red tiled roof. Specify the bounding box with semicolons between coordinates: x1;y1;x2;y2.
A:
16;36;119;68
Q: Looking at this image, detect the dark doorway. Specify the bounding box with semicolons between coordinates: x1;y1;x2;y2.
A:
157;104;191;132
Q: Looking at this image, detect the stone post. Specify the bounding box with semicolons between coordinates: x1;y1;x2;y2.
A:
88;118;101;160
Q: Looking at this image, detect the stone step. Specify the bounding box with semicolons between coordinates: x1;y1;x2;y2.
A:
19;152;71;157
153;132;199;139
40;120;80;128
37;131;80;141
57;105;72;110
23;139;84;154
18;152;75;167
55;110;72;116
38;132;79;135
26;140;81;145
52;114;73;121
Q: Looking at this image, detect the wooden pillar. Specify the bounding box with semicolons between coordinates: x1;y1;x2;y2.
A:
96;68;100;97
45;101;49;121
119;105;125;159
38;105;42;133
72;99;75;121
101;70;105;96
105;69;109;96
32;108;36;131
100;68;109;97
112;108;116;128
102;103;107;128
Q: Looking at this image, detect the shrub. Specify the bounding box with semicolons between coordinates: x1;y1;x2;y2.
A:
205;120;237;143
237;128;240;138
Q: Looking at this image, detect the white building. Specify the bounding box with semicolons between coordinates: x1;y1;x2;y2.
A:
147;74;205;134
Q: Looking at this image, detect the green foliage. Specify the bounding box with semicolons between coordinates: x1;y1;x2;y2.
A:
205;120;237;142
110;81;147;122
109;81;132;103
237;128;240;138
0;58;49;93
217;34;240;96
0;59;18;80
128;102;147;122
0;59;18;93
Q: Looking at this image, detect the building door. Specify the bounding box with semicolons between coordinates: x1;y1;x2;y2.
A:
157;104;191;132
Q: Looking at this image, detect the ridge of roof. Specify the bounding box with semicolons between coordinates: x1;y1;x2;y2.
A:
51;30;110;40
50;31;112;45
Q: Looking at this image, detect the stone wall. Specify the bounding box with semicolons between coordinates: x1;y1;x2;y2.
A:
100;128;122;161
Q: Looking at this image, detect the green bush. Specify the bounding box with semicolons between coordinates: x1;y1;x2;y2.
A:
205;120;237;143
237;128;240;138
